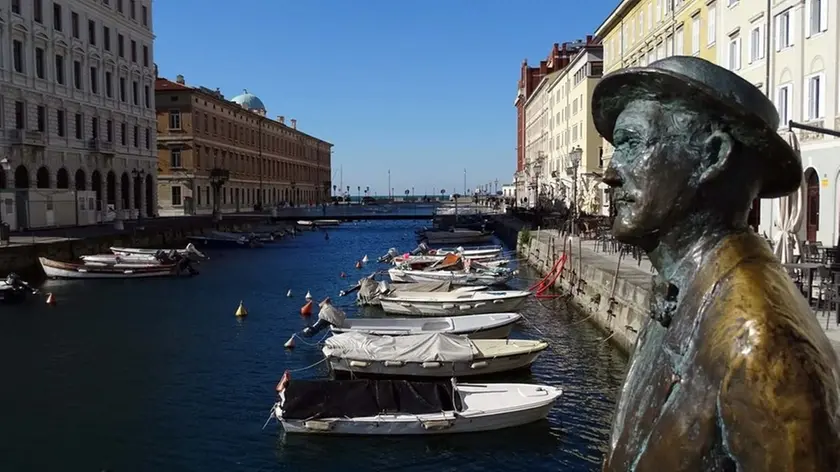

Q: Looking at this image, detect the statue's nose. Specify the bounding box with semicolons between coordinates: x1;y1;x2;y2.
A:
602;166;622;188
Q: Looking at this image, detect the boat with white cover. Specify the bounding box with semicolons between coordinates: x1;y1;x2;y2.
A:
330;313;522;339
323;332;547;377
431;245;503;258
39;257;197;279
380;290;530;316
388;267;513;286
272;376;563;435
110;243;207;259
345;278;487;306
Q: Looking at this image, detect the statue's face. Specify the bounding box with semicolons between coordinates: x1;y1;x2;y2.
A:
605;100;704;242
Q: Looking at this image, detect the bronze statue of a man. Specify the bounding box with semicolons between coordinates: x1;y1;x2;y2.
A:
592;56;840;471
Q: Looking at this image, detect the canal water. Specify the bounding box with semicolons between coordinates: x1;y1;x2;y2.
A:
0;220;627;472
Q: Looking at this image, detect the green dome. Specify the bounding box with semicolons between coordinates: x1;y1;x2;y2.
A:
230;89;266;112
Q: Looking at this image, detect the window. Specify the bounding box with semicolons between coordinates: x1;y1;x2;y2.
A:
142;45;149;67
130;0;136;19
776;85;791;127
11;0;20;14
53;3;62;31
749;23;764;63
57;110;65;137
171;186;182;206
707;2;716;45
90;67;98;94
71;12;79;38
103;26;111;51
144;85;150;108
12;40;23;73
118;34;124;57
75;113;83;138
14;102;25;129
88;19;96;45
169;110;181;129
145;128;151;149
105;72;113;98
37;106;46;132
727;34;741;70
120;122;126;145
690;15;701;54
55;55;65;84
806;73;825;120
142;5;148;26
171;149;182;168
675;26;684;55
775;9;793;50
106;120;113;142
727;0;737;6
34;0;43;23
132;81;138;105
117;0;123;13
73;60;82;89
807;0;828;37
133;126;139;147
91;117;98;139
119;77;126;101
35;48;45;79
131;40;137;62
665;35;674;57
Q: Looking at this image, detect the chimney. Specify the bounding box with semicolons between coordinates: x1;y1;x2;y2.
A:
277;115;285;124
290;119;297;130
175;74;185;84
586;35;593;44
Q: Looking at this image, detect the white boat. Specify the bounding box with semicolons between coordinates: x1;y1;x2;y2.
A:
379;290;530;316
39;257;196;279
273;377;563;435
432;245;503;258
297;219;341;227
330;313;522;339
394;254;509;267
110;243;207;259
351;278;487;306
323;332;547;377
419;229;493;245
388;267;513;286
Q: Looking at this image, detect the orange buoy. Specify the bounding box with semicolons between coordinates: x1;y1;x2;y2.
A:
300;300;313;316
45;293;56;305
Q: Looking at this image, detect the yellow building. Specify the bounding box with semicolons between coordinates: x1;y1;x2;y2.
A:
594;0;718;169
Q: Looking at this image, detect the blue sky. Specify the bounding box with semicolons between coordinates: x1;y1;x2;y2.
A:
153;0;616;196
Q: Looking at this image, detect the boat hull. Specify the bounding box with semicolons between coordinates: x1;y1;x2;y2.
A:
326;349;544;378
388;269;512;286
379;293;528;316
277;383;561;435
330;314;520;339
39;257;180;279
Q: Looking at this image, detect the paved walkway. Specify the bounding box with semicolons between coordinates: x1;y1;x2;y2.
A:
530;229;840;355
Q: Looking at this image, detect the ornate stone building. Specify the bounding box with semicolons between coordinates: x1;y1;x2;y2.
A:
0;0;157;227
155;76;332;216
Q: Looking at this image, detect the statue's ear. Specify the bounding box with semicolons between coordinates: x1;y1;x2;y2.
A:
697;130;734;186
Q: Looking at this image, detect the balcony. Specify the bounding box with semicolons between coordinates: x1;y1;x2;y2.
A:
8;129;46;147
87;138;115;155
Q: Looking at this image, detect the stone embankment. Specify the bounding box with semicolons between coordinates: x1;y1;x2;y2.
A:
492;215;840;356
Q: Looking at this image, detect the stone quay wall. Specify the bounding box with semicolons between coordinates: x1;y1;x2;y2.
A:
492;215;651;354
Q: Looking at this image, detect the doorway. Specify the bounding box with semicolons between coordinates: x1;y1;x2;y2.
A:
806;169;819;242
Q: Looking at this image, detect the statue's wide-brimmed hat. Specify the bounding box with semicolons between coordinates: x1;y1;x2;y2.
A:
591;56;802;199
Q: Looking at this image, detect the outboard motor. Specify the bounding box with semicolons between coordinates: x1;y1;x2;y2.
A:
6;273;36;294
302;298;347;337
378;248;399;263
176;255;199;276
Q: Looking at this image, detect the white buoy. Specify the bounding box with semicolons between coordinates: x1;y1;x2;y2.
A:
362;255;369;264
305;290;312;300
286;289;292;297
284;335;296;349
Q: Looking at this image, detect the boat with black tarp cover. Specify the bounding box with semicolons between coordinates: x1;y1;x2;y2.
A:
271;375;563;435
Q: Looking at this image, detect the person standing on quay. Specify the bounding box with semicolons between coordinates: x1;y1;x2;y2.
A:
593;56;840;471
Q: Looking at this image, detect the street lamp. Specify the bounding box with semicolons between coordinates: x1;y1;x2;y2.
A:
0;158;10;237
290;180;297;207
567;146;583;234
131;168;145;219
210;167;230;222
357;185;361;204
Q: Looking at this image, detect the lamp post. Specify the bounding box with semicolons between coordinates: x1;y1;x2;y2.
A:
567;146;583;235
0;158;10;235
290;180;296;207
257;117;264;211
357;186;361;204
130;168;146;219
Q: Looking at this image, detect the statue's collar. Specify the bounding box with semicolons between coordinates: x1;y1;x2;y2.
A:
651;230;772;328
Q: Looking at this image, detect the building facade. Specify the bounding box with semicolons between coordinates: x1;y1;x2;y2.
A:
595;0;719;213
716;0;838;245
514;42;582;205
0;0;157;228
155;75;332;216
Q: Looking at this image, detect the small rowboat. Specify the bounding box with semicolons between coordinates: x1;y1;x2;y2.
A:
39;257;196;279
329;313;522;339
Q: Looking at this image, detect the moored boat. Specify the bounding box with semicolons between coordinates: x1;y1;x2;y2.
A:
187;231;263;249
329;313;522;339
388;267;513;286
322;332;547;377
39;257;197;279
379;290;530;316
272;376;563;435
0;273;38;304
418;229;493;245
110;243;207;259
